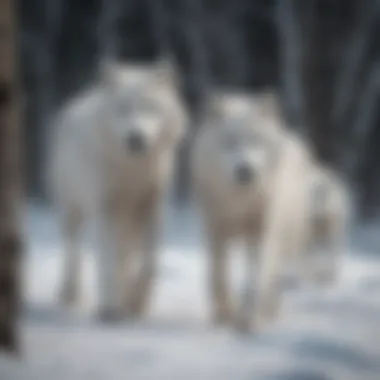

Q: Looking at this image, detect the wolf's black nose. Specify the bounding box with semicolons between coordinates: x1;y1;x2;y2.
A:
235;163;254;185
126;131;145;153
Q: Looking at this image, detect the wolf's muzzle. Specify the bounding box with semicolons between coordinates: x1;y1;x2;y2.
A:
126;131;145;153
234;163;254;185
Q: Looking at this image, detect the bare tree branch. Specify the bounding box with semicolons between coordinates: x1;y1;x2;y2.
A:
174;0;209;203
332;0;379;128
207;1;248;87
149;0;170;54
182;0;209;109
344;62;380;180
276;0;305;129
98;0;121;61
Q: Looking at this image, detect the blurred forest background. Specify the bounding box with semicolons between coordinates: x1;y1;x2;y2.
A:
19;0;380;220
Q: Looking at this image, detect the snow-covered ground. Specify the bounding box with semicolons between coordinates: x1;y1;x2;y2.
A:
2;202;380;380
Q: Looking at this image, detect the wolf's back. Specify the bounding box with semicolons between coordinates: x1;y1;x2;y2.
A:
45;85;107;205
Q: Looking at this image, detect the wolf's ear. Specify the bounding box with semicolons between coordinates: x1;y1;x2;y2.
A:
255;89;282;119
199;91;223;124
154;56;179;88
99;59;125;88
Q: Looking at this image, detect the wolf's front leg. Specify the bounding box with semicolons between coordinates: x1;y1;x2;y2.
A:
207;227;234;326
59;207;83;307
94;209;126;322
255;227;286;329
125;200;162;319
255;256;282;329
235;235;258;332
313;232;344;288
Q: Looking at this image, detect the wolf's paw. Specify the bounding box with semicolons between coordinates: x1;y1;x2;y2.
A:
96;307;125;324
254;295;280;330
124;305;146;321
313;269;337;287
124;295;150;321
59;285;79;308
234;313;255;334
212;307;236;327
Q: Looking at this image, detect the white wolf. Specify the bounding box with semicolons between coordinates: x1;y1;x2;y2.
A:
191;89;348;331
46;58;187;321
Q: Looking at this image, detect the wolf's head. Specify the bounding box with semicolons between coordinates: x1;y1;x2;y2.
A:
199;90;283;188
99;58;186;157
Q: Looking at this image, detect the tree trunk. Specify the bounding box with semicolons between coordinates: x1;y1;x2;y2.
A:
276;0;306;130
301;1;338;167
0;0;23;353
171;0;208;204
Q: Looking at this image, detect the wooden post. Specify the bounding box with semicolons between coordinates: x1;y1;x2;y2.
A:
0;0;23;353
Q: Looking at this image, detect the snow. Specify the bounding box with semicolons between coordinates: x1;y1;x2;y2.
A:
1;202;380;380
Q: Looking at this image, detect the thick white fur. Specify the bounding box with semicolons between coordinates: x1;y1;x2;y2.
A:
192;90;349;331
46;59;187;321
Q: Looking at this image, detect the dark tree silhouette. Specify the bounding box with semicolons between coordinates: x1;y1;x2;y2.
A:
0;0;23;353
